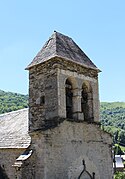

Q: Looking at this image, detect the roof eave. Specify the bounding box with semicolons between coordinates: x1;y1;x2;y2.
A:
25;55;101;73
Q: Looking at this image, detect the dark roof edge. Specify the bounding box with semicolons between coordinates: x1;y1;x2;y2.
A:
25;55;101;72
0;108;28;117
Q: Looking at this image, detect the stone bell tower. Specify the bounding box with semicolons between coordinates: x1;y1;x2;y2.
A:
26;31;100;132
22;31;113;179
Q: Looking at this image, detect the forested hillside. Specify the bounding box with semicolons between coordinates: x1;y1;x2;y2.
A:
101;102;125;130
0;90;28;114
100;102;125;149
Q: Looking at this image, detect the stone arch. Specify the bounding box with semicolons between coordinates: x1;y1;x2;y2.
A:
65;77;77;119
81;81;94;121
64;76;78;89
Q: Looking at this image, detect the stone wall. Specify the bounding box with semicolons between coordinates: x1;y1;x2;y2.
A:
26;57;113;179
0;148;25;179
29;57;100;132
29;59;58;132
21;120;113;179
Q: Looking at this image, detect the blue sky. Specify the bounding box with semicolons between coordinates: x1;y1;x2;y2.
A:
0;0;125;102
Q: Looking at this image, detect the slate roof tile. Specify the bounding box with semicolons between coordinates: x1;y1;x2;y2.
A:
0;108;30;148
26;31;98;70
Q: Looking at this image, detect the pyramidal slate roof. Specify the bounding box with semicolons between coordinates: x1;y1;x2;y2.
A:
26;31;98;70
0;108;30;148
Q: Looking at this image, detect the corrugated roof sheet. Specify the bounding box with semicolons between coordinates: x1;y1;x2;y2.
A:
26;31;98;70
0;108;31;148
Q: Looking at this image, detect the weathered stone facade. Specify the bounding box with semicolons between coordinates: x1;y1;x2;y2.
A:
19;121;113;179
0;31;113;179
0;148;25;179
16;32;113;178
29;57;100;132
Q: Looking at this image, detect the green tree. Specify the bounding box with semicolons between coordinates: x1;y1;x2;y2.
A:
0;90;28;114
114;172;125;179
114;144;124;155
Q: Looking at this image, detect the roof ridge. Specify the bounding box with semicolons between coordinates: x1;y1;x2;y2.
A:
55;31;57;56
0;108;28;117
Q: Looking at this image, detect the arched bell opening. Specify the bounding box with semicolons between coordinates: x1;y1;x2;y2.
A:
65;79;73;119
81;82;94;122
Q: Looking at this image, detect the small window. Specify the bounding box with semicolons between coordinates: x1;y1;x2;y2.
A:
40;96;45;105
